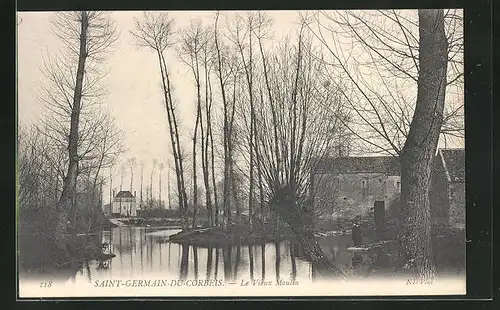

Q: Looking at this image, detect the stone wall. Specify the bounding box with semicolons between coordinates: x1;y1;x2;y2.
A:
448;182;465;229
429;154;450;224
313;172;400;220
112;198;137;216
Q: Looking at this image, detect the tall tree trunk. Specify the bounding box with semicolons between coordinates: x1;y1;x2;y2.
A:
209;124;218;227
192;60;202;229
399;9;448;282
140;164;143;210
150;170;154;209
157;49;189;230
232;160;241;225
109;169;113;211
202;61;214;227
214;14;230;228
192;107;201;229
130;168;133;192
159;169;162;209
243;28;255;229
54;11;89;257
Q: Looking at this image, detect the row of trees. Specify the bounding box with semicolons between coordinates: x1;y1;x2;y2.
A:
131;12;352;230
130;10;462;281
111;158;171;210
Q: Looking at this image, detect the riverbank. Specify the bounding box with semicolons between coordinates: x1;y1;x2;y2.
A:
116;217;183;227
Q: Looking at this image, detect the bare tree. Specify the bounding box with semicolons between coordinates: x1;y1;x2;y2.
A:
307;9;459;280
140;160;144;209
120;163;126;191
159;162;165;208
213;12;241;227
109;166;114;207
131;12;189;230
178;20;208;229
200;25;216;227
250;26;347;277
19;109;123;246
18;125;61;211
306;10;462;155
128;157;137;191
35;11;118;257
79;112;124;228
398;9;449;282
226;12;259;227
150;158;158;209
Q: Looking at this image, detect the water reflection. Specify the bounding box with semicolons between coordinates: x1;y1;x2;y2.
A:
69;227;353;284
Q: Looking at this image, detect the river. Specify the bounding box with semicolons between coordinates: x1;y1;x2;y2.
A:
67;226;355;285
18;226;467;297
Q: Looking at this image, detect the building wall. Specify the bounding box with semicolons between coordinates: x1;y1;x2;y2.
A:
112;198;137;217
313;172;400;220
312;173;341;218
429;154;450;225
386;175;401;200
103;204;112;216
448;182;465;229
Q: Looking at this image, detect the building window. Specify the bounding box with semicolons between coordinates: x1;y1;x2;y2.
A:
361;178;369;189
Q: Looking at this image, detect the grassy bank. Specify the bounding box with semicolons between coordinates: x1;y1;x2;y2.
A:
119;217;182;227
18;207;117;276
167;223;294;247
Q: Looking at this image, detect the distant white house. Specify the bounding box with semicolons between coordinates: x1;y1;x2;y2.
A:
111;190;137;217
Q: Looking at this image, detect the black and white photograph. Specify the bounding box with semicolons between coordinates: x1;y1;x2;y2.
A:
16;9;465;297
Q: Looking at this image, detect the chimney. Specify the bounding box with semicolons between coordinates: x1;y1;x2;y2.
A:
113;189;116;199
134;191;136;198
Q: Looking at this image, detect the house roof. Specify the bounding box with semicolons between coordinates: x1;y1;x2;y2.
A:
439;148;465;182
114;191;135;198
313;156;400;176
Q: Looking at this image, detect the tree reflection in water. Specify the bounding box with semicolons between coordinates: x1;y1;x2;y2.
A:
85;261;92;283
261;243;266;280
168;242;171;268
180;243;189;280
193;246;199;280
248;245;254;281
206;246;213;279
290;242;297;281
214;247;219;278
51;227;357;285
233;246;241;281
275;241;281;283
222;245;232;283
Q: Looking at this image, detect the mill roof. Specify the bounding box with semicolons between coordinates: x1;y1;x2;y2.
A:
313;156;400;176
114;191;135;198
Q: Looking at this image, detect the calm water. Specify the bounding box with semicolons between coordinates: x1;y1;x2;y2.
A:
68;226;355;284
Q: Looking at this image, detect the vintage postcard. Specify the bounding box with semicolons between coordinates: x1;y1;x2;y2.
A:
16;9;465;298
